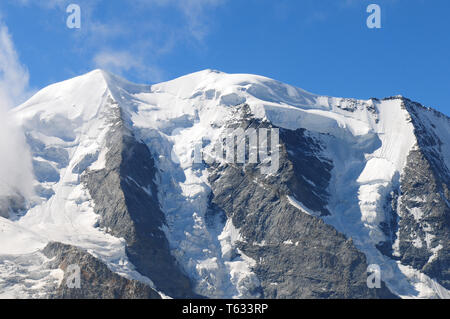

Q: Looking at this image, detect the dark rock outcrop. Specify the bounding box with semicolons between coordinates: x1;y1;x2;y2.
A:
207;105;397;298
42;242;161;299
394;99;450;289
81;100;198;298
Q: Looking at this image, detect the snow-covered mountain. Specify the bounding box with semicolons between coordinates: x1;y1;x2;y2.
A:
0;69;449;298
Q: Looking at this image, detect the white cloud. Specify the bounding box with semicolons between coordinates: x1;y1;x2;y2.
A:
0;21;34;201
93;50;164;82
88;0;226;77
93;50;140;73
176;0;226;41
0;25;30;106
143;0;225;41
7;0;226;84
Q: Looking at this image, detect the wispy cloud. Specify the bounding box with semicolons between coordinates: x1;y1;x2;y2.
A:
90;0;225;78
0;21;34;200
7;0;226;82
93;50;164;82
174;0;226;41
0;24;31;106
136;0;225;40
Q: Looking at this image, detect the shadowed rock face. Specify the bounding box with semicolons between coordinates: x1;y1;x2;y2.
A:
42;242;161;299
207;105;397;299
394;99;450;289
81;104;198;299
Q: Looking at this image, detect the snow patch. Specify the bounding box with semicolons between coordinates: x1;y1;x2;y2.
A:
287;195;320;216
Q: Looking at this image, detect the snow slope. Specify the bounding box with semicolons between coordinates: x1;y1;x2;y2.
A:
3;71;158;297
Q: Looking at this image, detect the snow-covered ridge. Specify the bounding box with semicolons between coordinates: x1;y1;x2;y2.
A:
4;70;158;297
2;69;449;298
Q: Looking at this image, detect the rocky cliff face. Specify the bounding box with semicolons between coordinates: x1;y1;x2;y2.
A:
206;105;396;298
393;99;450;289
42;242;161;299
80;99;198;298
1;70;449;299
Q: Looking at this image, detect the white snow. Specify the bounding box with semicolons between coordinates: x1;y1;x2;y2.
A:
0;252;64;299
218;220;260;298
318;97;449;299
0;217;47;255
407;207;423;222
287;195;320;216
2;70;162;297
397;263;450;299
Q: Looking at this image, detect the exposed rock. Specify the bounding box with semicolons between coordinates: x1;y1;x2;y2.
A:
42;242;161;299
394;99;450;289
81;102;198;298
207;105;397;298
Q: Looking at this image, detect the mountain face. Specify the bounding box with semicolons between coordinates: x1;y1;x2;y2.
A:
0;69;449;299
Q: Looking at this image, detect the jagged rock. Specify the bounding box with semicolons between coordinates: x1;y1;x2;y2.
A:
81;104;198;299
208;107;396;298
42;242;161;299
394;99;450;289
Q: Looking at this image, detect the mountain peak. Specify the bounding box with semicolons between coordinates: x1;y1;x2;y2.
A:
2;68;450;299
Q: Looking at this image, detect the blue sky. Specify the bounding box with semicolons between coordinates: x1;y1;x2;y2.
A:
0;0;449;115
